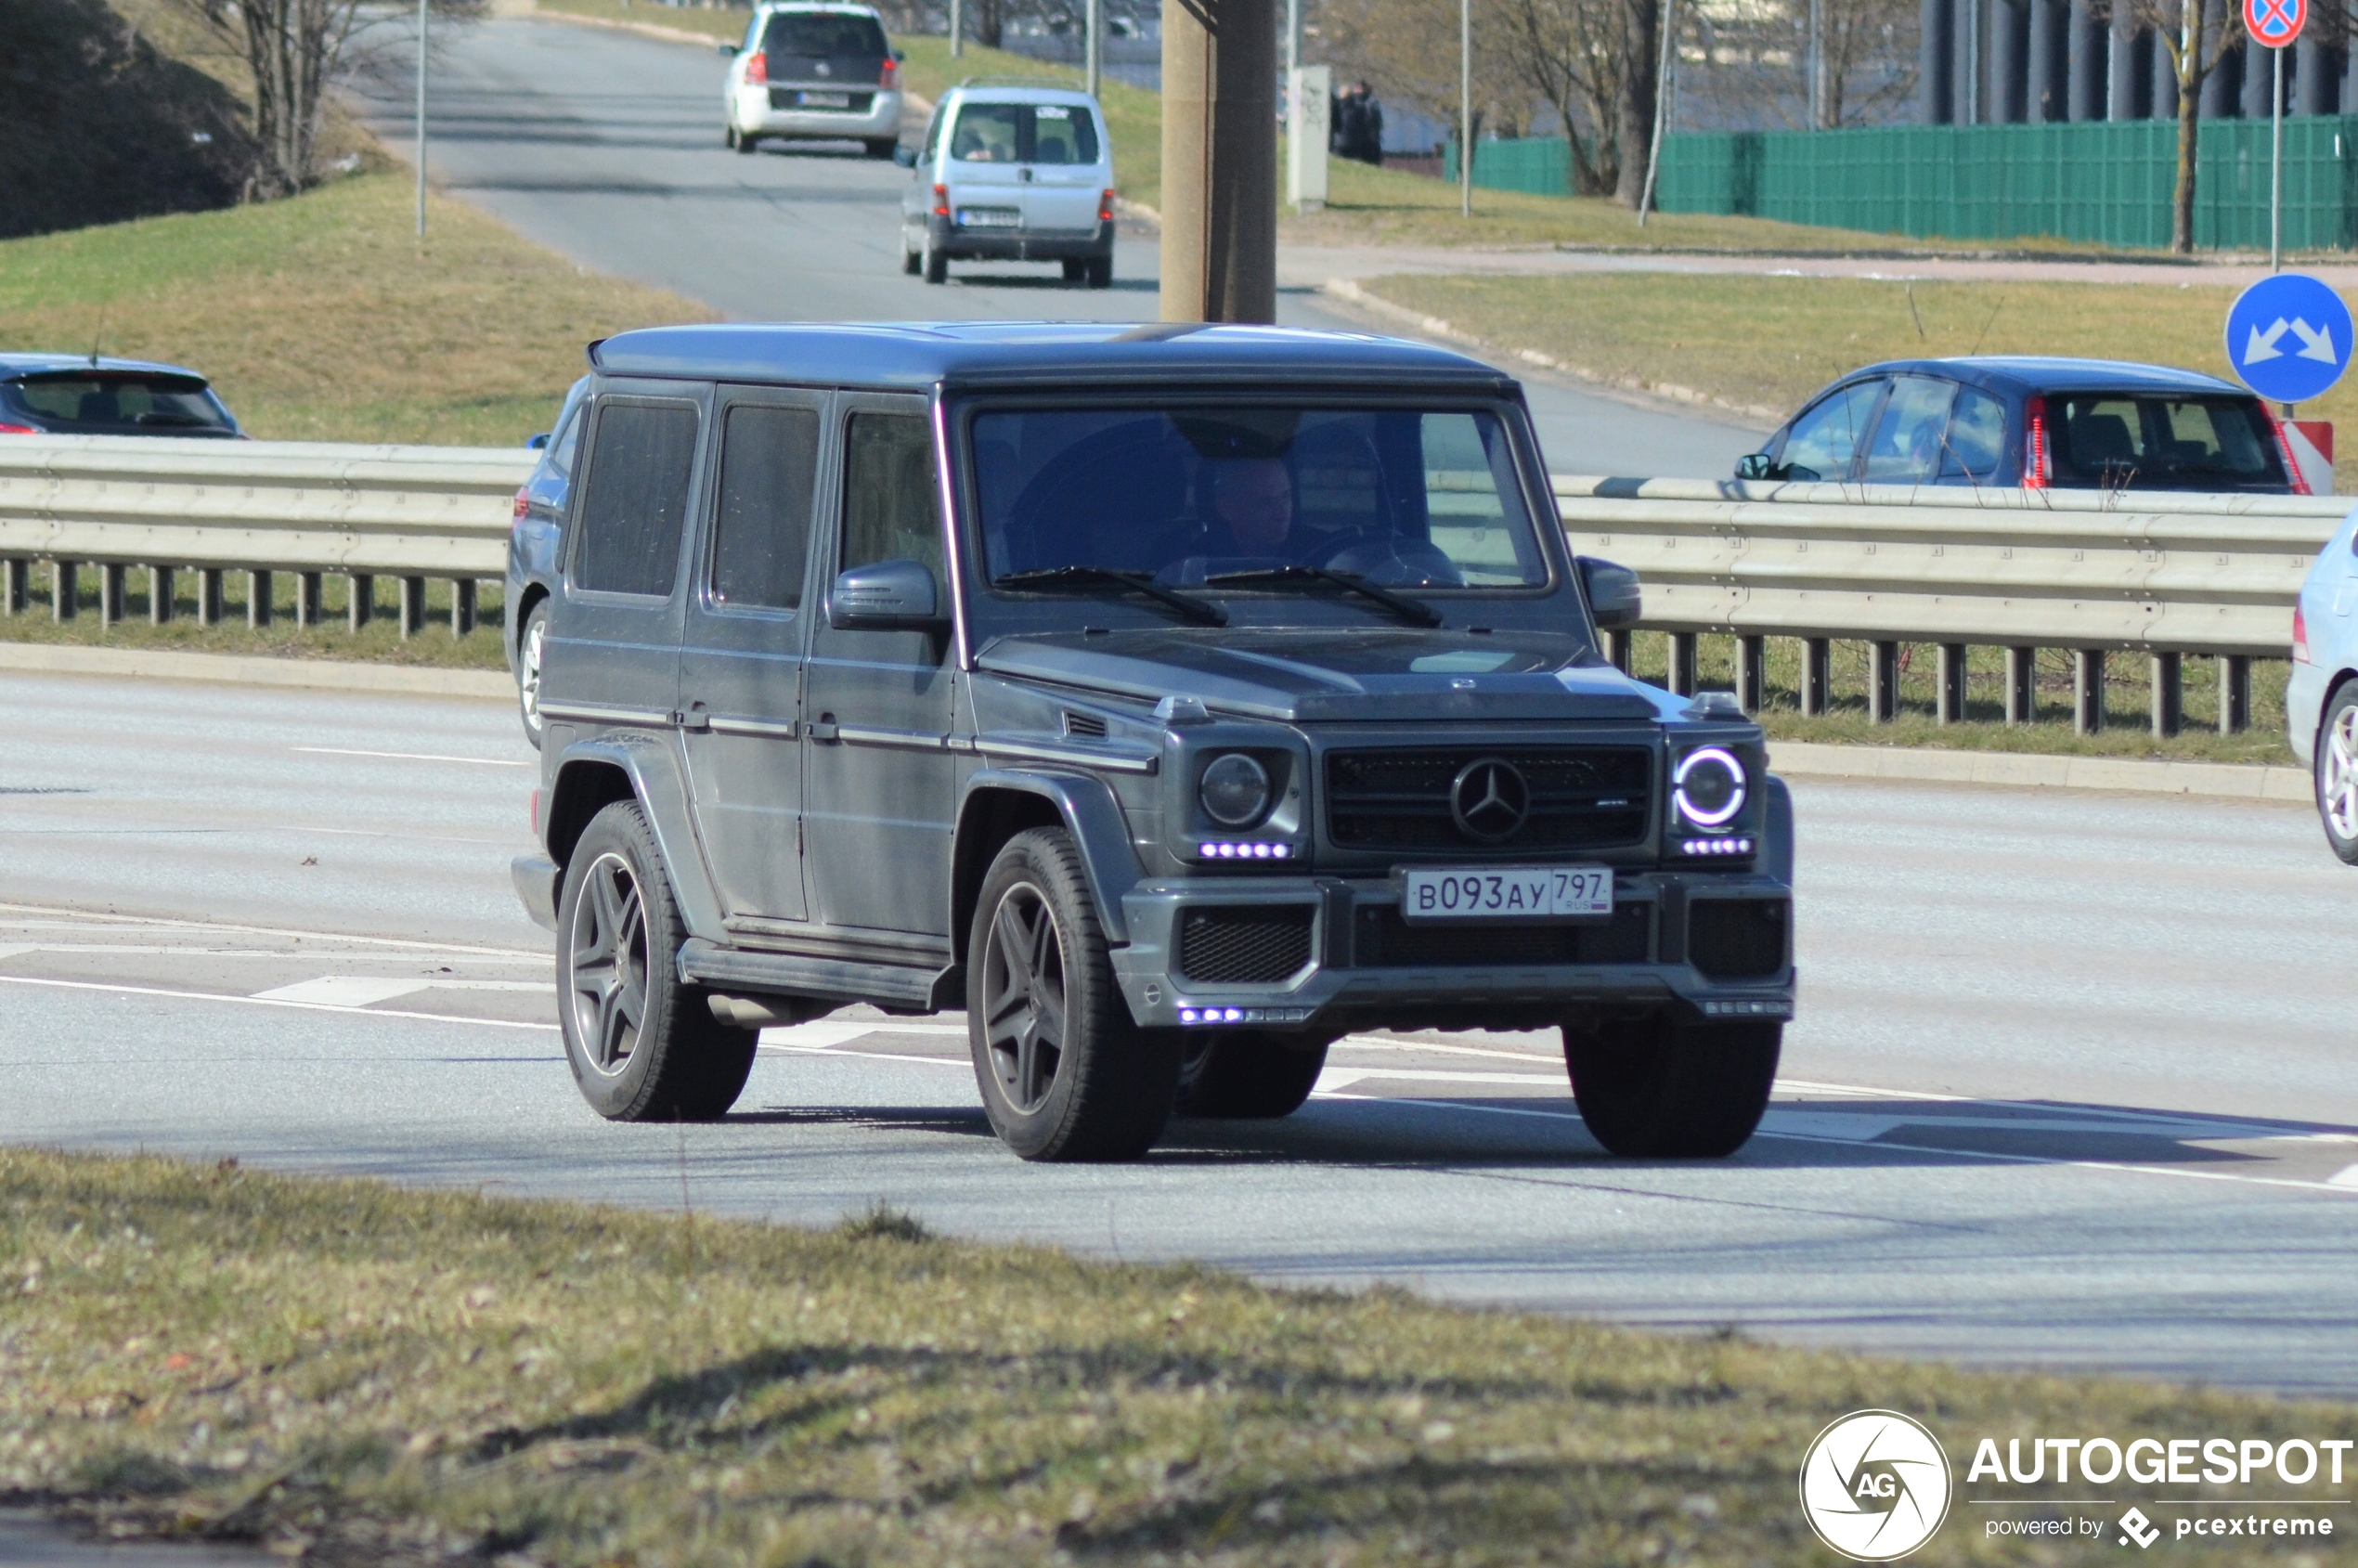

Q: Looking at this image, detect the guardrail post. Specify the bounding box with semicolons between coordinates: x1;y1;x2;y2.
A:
400;576;427;639
349;575;374;631
52;562;75;622
2150;652;2183;738
1870;641;1899;722
1801;639;1831;716
1667;632;1698;695
1605;629;1631;672
2005;647;2036;724
2073;650;2105;734
149;566;174;625
248;570;273;629
3;560;24;616
100;564;124;626
198;569;223;627
451;578;476;637
1937;643;1967;724
296;573;322;628
1738;635;1766;712
2219;654;2251;733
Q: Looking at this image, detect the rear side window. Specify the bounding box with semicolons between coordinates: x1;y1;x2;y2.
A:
710;405;821;611
6;374;233;433
546;400;585;480
763;12;887;57
573;400;700;598
2052;395;2282;486
1780;380;1883;481
949;103;1096;164
841;412;945;578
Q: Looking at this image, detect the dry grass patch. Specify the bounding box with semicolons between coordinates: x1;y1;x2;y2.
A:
5;1147;2357;1565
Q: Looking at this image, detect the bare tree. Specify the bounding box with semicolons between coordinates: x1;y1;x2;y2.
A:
1490;0;1633;191
2120;0;2240;252
1815;0;1918;124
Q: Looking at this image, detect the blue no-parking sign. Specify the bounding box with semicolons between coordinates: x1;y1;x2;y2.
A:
2224;273;2351;404
2246;0;2305;47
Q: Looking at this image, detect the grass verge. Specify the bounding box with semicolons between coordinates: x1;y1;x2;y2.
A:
0;565;509;669
1627;631;2297;765
7;1146;2357;1566
0;168;713;447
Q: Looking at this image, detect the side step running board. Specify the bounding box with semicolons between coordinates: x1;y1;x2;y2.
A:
677;938;955;1012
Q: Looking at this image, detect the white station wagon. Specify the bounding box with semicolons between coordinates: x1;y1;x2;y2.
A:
720;3;905;159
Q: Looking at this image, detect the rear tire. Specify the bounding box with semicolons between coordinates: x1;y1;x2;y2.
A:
2315;680;2358;864
558;801;758;1122
966;828;1178;1161
1084;254;1112;290
922;235;948;284
1563;1013;1779;1158
1174;1032;1327;1119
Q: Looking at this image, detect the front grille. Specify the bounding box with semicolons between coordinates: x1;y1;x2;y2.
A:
1688;899;1787;981
770;88;876;111
1177;906;1315;985
1326;746;1652;854
1353;903;1652;969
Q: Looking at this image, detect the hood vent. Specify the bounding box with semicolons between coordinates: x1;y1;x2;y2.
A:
1061;710;1108;739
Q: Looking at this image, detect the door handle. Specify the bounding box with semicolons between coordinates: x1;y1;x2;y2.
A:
808;714;840;743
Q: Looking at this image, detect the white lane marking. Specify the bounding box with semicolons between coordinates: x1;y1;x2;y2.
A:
0;944;35;963
291;747;532;768
1336;1035;1561;1064
1317;1065;1565;1088
2329;1164;2358;1188
0;974;555;1030
762;1043;968;1069
758;1019;967;1047
0;901;544;958
253;977;434;1006
0;943;541;965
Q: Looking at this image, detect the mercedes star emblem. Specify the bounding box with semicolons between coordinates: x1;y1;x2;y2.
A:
1450;758;1530;842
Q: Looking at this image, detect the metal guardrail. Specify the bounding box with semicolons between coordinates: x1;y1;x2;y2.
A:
1554;475;2353;737
0;435;533;633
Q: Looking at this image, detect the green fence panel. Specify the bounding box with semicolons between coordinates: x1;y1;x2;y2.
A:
1443;137;1576;196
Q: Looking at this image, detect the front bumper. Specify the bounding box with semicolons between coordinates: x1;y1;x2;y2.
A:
1109;871;1794;1034
927;214;1112;262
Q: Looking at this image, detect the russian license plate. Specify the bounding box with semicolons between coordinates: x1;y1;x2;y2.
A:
1401;866;1613;922
798;90;851;107
958;206;1021;227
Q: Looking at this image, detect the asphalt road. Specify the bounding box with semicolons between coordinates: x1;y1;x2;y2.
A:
6;671;2356;1395
347;15;1768;479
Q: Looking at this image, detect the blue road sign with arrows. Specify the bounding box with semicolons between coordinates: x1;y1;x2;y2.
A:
2224;273;2351;404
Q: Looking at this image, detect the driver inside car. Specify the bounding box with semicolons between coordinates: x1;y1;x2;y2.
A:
1208;457;1297;558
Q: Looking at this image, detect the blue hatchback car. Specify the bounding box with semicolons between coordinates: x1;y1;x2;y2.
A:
505;375;592;747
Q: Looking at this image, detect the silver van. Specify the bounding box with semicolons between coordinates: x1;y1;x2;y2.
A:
897;81;1114;287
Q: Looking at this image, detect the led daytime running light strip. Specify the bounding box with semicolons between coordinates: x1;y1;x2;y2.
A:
1198;841;1292;861
1679;836;1755;857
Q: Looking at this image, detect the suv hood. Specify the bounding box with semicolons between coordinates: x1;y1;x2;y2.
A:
973;628;1665;722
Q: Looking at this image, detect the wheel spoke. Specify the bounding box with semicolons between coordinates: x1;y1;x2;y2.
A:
1014;1022;1041;1108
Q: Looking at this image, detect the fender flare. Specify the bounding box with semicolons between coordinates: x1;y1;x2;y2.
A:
547;732;727;943
955;768;1145;950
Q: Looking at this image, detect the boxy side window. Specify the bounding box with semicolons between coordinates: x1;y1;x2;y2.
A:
573;399;700;598
841;412;945;578
711;404;822;611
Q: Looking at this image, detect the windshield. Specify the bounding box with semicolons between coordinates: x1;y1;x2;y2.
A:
5;373;234;434
971;406;1548;591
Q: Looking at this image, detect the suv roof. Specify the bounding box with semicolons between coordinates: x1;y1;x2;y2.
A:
587;322;1518;395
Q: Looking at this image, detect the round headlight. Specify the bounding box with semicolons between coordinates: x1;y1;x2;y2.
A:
1673;746;1746;827
1198;753;1272;828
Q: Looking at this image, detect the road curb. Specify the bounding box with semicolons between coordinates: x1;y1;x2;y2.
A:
1770;738;2312;803
0;641;514;701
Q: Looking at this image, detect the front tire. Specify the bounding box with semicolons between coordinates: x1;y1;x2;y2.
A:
1174;1032;1327;1119
558;801;758;1121
1564;1013;1779;1158
2316;680;2358;864
966;828;1178;1161
515;598;550;750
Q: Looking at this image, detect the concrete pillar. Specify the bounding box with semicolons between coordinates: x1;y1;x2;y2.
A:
3;559;24;616
1923;0;1957;121
2067;0;2104;117
2073;648;2105;734
2204;30;2240;117
198;569;223;627
2295;32;2333;114
1801;638;1833;716
1667;632;1699;696
2005;646;2038;723
2219;654;2252;732
1937;643;1970;722
1871;640;1901;721
1958;0;1983;121
1991;0;2028;120
2242;35;2271;121
2028;0;2066;119
99;564;124;626
2156;30;2180;120
2151;651;2183;737
149;565;174;625
2108;18;2141;120
2343;27;2358;110
1606;628;1632;673
53;561;76;622
400;576;428;639
451;579;477;637
349;574;374;631
1738;635;1767;711
1158;0;1276;323
296;572;322;628
248;570;273;629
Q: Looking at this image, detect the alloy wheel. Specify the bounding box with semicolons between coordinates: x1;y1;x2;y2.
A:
981;881;1067;1113
519;616;545;731
568;850;648;1075
2326;706;2358;840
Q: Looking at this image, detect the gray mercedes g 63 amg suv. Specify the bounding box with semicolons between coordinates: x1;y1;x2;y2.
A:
512;322;1794;1163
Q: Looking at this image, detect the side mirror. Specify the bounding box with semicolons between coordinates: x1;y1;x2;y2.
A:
719;41;739;56
829;558;942;629
892;46;906;60
1734;452;1774;481
1576;555;1641;631
526;432;551;451
892;143;917;167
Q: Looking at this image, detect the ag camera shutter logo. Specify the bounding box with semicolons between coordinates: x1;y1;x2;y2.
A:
1799;1410;1953;1561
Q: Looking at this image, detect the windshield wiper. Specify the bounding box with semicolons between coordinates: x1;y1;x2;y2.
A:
1200;564;1443;628
995;565;1227;627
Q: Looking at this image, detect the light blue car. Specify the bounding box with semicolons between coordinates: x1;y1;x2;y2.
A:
2290;504;2358;862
